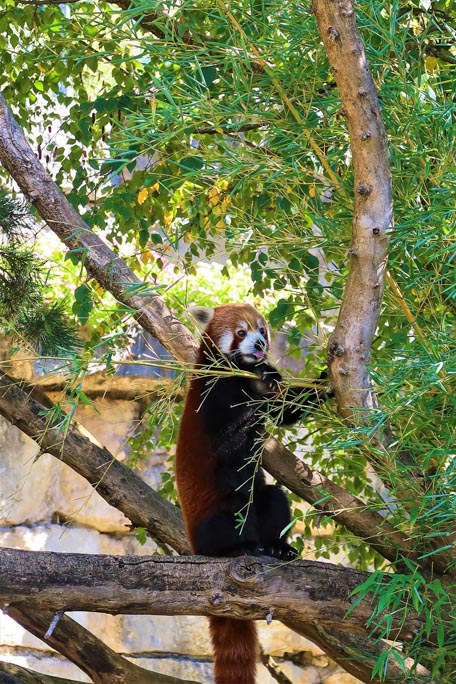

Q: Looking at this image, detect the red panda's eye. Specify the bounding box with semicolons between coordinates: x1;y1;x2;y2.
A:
259;327;266;337
237;329;247;338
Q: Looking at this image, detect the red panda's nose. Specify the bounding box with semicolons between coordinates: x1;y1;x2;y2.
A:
254;339;267;352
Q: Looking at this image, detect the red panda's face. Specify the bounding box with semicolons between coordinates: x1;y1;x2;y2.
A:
190;304;270;366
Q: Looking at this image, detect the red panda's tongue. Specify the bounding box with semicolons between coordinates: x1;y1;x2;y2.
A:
254;350;265;359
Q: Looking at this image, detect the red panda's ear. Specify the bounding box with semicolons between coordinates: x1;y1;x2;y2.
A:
188;306;215;331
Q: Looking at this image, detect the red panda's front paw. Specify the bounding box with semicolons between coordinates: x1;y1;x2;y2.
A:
264;541;299;561
260;369;283;393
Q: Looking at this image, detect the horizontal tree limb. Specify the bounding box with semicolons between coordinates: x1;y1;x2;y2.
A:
0;548;424;645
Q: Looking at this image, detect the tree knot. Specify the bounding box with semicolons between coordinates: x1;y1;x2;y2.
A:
357;184;372;196
339;1;354;17
296;459;325;487
229;557;263;585
210;591;226;608
328;340;345;358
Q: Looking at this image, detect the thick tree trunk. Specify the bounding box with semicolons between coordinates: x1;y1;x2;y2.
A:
311;0;455;576
312;0;392;415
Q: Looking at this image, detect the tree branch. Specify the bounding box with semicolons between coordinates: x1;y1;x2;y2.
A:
6;607;194;684
0;660;82;684
312;0;391;410
0;370;190;555
263;438;428;569
311;3;456;585
0;548;426;645
285;620;432;684
310;2;409;481
0;94;197;366
309;5;456;576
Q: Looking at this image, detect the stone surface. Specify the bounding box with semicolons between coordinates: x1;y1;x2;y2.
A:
259;621;324;657
279;662;322;684
323;674;362;684
0;418;51;526
122;615;212;656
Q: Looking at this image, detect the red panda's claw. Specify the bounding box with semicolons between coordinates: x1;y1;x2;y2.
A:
261;370;283;392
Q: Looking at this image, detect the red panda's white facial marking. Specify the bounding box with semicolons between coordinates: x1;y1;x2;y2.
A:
194;303;270;366
218;330;235;355
235;320;268;363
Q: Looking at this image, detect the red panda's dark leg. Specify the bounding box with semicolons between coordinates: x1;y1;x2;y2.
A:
194;492;264;557
255;484;297;560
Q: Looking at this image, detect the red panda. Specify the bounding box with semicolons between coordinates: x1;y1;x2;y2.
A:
175;303;328;684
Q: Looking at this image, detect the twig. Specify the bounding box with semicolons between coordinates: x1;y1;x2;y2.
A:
259;648;294;684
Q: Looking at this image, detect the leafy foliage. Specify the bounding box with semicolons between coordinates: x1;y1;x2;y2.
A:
0;190;81;354
0;0;455;680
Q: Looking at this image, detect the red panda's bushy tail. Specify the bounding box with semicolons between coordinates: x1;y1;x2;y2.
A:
209;616;258;684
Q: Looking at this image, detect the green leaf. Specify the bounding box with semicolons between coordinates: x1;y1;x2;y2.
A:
135;528;148;545
179;156;204;173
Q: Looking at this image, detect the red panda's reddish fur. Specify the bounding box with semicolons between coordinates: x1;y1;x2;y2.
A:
209;616;257;684
176;304;310;683
175;305;264;684
175;374;220;547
